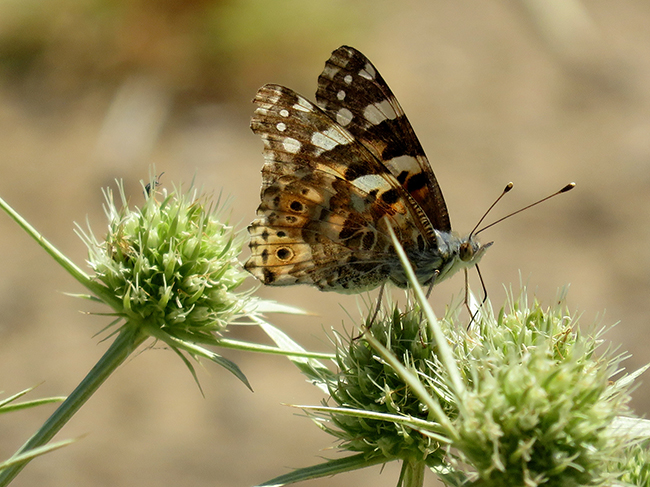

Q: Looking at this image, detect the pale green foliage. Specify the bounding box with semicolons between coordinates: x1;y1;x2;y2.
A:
609;440;650;487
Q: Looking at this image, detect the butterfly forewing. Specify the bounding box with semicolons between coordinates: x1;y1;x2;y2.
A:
316;45;451;232
246;84;435;292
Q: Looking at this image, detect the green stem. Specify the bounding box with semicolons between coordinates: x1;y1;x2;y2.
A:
399;459;426;487
0;195;121;310
0;326;147;486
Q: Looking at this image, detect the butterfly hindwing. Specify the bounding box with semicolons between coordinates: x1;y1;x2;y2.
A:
316;45;451;232
246;84;434;292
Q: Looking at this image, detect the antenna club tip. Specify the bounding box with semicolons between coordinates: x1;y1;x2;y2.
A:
504;182;514;192
560;182;576;193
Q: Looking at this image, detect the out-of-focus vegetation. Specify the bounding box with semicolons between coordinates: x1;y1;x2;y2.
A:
2;2;650;486
0;0;370;105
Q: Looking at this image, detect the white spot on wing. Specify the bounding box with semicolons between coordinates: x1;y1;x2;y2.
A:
279;109;289;117
267;91;281;104
352;174;392;193
336;108;353;126
337;90;346;100
276;122;287;132
254;107;270;117
282;137;301;153
292;98;313;112
321;64;340;80
384;155;421;176
344;74;353;84
311;127;350;151
363;99;398;125
359;62;376;80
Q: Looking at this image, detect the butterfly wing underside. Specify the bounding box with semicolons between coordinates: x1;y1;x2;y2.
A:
245;84;436;292
316;45;451;233
246;46;455;292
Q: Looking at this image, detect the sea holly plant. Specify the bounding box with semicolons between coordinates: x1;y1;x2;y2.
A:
1;177;649;487
0;386;73;474
252;233;650;487
0;178;314;486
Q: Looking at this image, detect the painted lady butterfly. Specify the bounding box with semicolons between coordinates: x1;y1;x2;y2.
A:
245;46;491;293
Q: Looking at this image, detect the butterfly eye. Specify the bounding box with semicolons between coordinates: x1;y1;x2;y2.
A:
459;242;474;262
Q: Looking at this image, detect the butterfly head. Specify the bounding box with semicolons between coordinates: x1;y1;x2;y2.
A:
423;231;492;287
458;237;491;264
453;234;492;270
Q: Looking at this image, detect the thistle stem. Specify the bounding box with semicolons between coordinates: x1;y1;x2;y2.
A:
400;459;426;487
0;195;121;310
0;325;147;486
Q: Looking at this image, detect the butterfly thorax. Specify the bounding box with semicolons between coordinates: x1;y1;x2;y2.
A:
390;231;490;289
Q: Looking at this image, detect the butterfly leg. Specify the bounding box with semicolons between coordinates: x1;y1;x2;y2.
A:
412;270;440;325
465;265;488;330
464;269;473;328
425;271;439;299
354;282;386;339
367;281;385;329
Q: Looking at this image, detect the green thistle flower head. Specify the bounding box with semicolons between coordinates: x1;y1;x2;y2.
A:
80;180;251;351
315;289;641;486
453;291;631;487
325;304;453;465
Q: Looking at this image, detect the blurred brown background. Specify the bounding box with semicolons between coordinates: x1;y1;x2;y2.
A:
0;1;649;486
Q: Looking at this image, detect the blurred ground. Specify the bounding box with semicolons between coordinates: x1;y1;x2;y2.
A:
0;1;649;486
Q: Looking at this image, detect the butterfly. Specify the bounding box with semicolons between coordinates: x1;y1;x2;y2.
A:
244;46;491;294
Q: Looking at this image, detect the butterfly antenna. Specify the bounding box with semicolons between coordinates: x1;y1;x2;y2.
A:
468;182;514;238
476;182;575;235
